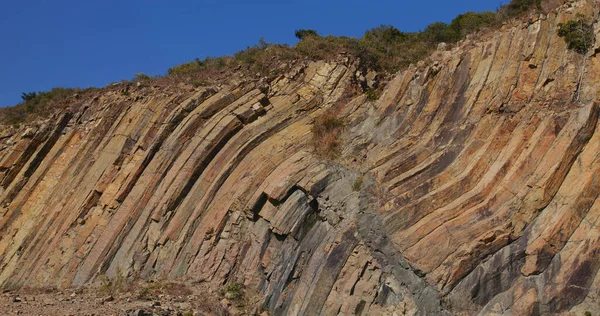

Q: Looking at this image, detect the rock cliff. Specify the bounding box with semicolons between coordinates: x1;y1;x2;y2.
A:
2;1;600;314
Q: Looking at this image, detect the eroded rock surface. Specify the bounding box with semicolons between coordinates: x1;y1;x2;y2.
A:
2;1;600;314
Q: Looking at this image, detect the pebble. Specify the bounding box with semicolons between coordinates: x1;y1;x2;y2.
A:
220;298;231;307
127;309;152;316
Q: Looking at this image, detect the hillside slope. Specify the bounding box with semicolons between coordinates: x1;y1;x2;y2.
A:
1;0;600;314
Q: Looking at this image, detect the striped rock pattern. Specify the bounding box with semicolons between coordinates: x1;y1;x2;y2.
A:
1;1;600;314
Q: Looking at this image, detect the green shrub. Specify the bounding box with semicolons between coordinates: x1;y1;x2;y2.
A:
295;29;319;40
167;56;233;77
168;60;204;75
150;0;550;89
18;88;77;115
363;25;408;50
499;0;542;18
21;92;37;102
449;11;497;38
421;22;460;43
163;0;544;78
258;37;269;49
234;45;263;64
557;18;594;54
296;17;496;72
296;35;360;60
133;73;152;81
420;11;496;45
7;110;25;125
223;282;243;300
365;89;378;101
234;38;271;65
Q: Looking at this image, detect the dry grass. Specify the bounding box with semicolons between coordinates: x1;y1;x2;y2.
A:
353;175;364;191
312;111;345;159
16;285;60;295
137;281;193;300
0;87;96;126
96;272;132;297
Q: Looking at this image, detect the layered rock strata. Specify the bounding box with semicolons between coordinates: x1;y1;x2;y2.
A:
1;1;600;314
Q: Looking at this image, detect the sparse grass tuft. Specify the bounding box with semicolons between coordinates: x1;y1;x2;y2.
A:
365;89;379;101
192;80;208;88
353;175;363;191
222;282;244;301
137;281;193;300
97;272;129;297
6;87;80;124
498;0;542;18
133;73;152;81
313;112;345;159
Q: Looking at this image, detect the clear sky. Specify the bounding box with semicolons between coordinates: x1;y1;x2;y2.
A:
0;0;503;107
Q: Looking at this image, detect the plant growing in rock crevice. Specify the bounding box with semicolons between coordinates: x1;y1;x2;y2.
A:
557;15;595;101
222;282;243;300
97;271;130;296
557;17;594;54
312;112;345;159
364;89;379;102
352;175;364;191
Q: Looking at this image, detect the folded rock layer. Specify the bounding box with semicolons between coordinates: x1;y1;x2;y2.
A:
1;1;600;314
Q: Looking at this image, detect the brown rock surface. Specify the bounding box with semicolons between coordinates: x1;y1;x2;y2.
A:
2;1;600;314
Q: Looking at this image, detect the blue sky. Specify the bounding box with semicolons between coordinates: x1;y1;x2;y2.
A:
0;0;502;106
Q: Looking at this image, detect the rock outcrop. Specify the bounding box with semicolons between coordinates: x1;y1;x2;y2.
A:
1;1;600;314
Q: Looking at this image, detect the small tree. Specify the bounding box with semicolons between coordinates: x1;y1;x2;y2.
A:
557;16;594;101
258;36;269;49
422;22;460;43
21;92;37;102
557;19;594;54
295;29;318;40
363;25;408;51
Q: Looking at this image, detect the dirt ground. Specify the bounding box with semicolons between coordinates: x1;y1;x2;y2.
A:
0;281;262;316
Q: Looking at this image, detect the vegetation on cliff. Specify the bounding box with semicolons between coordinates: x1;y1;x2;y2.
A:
312;113;346;159
166;0;548;77
2;1;600;314
557;16;594;54
557;15;595;101
5;0;552;125
3;87;91;125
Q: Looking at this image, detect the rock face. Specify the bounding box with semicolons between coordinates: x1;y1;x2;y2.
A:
1;1;600;314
